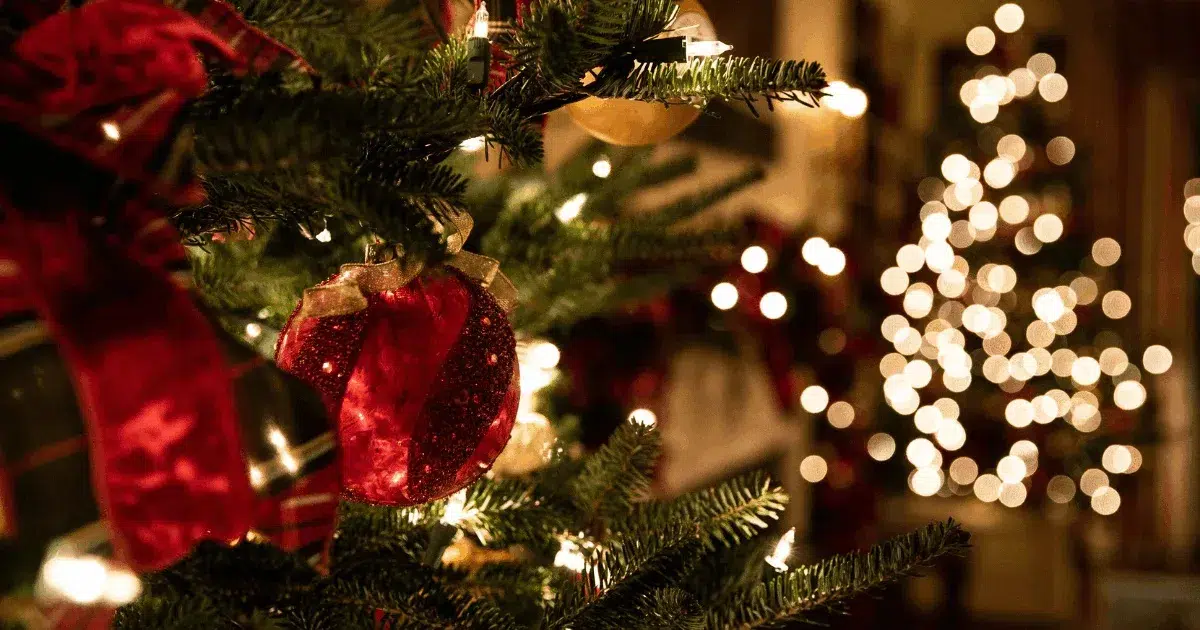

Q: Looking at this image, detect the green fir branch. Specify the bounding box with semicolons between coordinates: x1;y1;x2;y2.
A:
589;57;828;114
709;519;971;629
568;422;659;521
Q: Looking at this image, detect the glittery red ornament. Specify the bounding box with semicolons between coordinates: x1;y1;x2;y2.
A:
276;261;519;507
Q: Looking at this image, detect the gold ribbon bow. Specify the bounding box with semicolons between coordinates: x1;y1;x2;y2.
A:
295;212;517;320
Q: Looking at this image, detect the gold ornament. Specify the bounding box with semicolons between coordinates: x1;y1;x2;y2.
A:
565;0;716;146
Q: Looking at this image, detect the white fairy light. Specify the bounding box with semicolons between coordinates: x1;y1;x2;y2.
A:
315;228;332;243
472;1;490;38
591;158;612;178
760;292;788;320
441;489;478;526
101;121;121;141
555;193;588;222
628;408;657;427
686;40;734;58
554;538;587;572
764;528;795;572
711;282;739;310
459;136;486;152
741;246;769;273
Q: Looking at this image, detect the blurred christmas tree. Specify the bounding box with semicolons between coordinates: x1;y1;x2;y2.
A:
0;0;969;627
868;6;1171;515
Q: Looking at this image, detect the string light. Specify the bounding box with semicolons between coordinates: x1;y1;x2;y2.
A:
966;26;996;56
1047;475;1076;503
628;409;657;427
685;40;734;58
39;554;143;605
245;323;263;339
315;228;332;243
800;455;828;483
801;237;830;265
528;341;561;370
827;401;855;428
817;247;847;276
1102;445;1134;474
591;158;612;178
459;136;486;152
741;246;769;273
867;433;896;461
555;193;588;222
101;121;121;141
760;292;788;320
1143;345;1173;374
553;538;586;572
1038;73;1069;102
711;282;739;310
800;386;829;414
472;1;490;38
1091;486;1121;515
764;528;795;572
994;3;1025;33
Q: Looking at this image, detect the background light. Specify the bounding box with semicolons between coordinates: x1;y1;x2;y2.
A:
741;246;769;273
800;455;829;483
760;292;788;319
966;26;996;56
994;3;1025;33
592;158;612;178
711;283;738;310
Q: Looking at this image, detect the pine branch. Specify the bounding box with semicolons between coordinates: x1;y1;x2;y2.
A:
620;472;787;552
568;422;659;521
462;477;572;548
708;519;971;629
589;57;828;115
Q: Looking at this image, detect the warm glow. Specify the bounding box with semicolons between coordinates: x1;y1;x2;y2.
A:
711;282;739;310
966;26;997;56
101;121;121;141
459;136;486;152
555;193;588;222
440;489;477;526
1072;356;1102;386
999;482;1027;508
1046;137;1076;165
765;528;795;572
923;213;952;241
818;247;847;276
1039;73;1069;102
741;246;769;273
1091;486;1121;515
1113;381;1147;410
801;386;830;414
1033;214;1064;243
905;438;938;468
828;401;855;429
999;195;1030;224
1009;68;1037;97
554;539;586;572
591;158;612;178
1143;345;1174;374
1027;53;1057;78
1047;475;1076;503
528;341;561;370
910;468;943;497
1079;468;1109;497
983;160;1016;189
1102;445;1134;474
941;154;972;183
1033;289;1067;322
997;455;1027;484
867;433;897;461
628;408;657;427
760;292;788;320
472;1;490;38
1102;290;1132;319
1092;238;1122;267
974;474;1002;502
994;3;1025;33
800;455;829;483
949;457;978;485
802;237;830;265
997;135;1027;161
880;267;910;295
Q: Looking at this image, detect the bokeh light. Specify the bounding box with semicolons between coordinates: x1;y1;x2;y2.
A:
800;455;829;483
868;433;897;461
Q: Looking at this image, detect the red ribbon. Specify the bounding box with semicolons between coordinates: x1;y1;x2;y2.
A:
0;0;317;571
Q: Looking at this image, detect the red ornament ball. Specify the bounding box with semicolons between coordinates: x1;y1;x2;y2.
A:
276;263;519;506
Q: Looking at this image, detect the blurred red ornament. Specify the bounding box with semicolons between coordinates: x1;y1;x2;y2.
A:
277;261;519;507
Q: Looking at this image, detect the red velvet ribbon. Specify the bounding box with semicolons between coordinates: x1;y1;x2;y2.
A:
0;0;316;571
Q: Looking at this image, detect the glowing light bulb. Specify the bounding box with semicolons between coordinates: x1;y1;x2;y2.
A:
686;40;733;57
41;555;108;604
245;323;263;339
101;121;121;141
800;386;829;413
765;528;795;572
801;237;830;265
441;489;477;526
459;136;486;152
994;3;1025;33
710;282;738;310
760;292;788;320
628;408;657;427
554;538;586;572
555;193;588;222
818;247;847;276
741;246;769;273
315;228;332;243
591;158;612;178
472;1;490;38
528;341;561;369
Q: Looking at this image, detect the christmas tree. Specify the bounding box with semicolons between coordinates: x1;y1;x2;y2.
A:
0;0;968;627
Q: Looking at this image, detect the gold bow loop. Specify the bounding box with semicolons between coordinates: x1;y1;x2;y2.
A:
296;210;517;320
